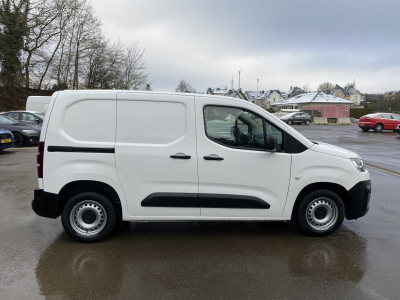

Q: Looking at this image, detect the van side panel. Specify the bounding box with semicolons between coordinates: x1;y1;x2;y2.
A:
43;91;129;219
115;92;200;218
26;96;52;111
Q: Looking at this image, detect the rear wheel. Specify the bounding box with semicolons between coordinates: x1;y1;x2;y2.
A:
287;120;293;125
362;128;370;132
305;120;311;125
13;132;24;147
294;190;345;236
61;192;116;243
374;123;383;132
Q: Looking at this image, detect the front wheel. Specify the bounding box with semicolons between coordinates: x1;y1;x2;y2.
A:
294;190;345;236
61;192;116;243
13;132;24;147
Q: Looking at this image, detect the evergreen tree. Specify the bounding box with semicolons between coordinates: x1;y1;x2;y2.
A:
0;0;28;88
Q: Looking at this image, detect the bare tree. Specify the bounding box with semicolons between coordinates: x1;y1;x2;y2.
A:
302;83;310;93
317;82;334;93
176;79;196;93
114;41;148;90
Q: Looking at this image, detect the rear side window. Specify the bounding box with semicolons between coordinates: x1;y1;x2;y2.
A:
380;114;392;119
204;106;283;150
7;112;20;120
62;100;116;143
117;101;185;144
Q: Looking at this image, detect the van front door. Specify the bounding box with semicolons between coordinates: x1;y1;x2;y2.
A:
115;93;200;218
195;97;292;219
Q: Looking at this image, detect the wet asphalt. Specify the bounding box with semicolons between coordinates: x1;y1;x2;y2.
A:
0;126;400;299
293;123;400;173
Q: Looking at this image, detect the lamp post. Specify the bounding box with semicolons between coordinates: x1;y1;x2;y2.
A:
257;78;259;92
238;70;241;89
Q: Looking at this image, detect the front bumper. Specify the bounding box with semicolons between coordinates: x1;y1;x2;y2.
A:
23;134;40;145
32;188;60;219
346;180;371;220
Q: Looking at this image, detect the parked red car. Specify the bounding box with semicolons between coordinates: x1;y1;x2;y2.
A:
359;113;400;132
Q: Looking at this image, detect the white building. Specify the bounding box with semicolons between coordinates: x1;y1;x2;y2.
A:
245;90;284;108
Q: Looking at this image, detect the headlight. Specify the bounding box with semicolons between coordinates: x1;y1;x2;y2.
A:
22;130;39;135
351;158;365;172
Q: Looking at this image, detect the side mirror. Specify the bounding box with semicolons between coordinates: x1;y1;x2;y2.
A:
266;134;277;151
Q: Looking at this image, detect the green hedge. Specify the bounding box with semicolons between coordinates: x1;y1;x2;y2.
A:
350;108;376;119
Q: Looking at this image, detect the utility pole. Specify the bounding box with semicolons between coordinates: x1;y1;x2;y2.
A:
238;70;241;89
231;77;234;89
257;78;259;92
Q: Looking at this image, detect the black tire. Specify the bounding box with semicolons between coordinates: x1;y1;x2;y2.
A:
61;192;116;243
13;132;24;147
305;120;311;125
287;120;293;125
294;190;345;236
374;123;383;132
361;128;369;132
393;130;396;132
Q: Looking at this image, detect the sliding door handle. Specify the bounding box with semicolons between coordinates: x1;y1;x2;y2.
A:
170;154;191;159
203;156;224;161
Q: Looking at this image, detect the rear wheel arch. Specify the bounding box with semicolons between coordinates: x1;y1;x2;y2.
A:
57;180;122;221
292;182;351;218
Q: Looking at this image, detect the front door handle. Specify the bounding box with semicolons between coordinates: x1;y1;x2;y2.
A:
170;154;191;159
203;156;224;161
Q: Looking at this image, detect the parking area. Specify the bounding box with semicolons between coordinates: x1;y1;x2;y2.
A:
1;127;400;299
294;123;400;173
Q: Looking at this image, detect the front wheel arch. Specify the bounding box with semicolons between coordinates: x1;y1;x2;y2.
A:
292;182;351;219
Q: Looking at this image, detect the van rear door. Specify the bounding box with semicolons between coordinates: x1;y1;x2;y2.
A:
115;93;199;218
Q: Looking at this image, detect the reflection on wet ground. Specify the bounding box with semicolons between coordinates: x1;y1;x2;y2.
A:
1;139;400;299
36;223;367;299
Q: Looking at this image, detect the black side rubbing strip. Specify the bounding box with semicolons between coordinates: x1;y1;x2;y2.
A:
141;193;270;209
141;193;199;207
47;146;114;153
199;194;270;209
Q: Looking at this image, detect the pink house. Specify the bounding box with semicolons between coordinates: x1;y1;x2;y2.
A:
302;105;350;118
271;91;355;118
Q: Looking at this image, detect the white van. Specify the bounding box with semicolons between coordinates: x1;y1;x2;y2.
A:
26;96;52;112
32;90;371;242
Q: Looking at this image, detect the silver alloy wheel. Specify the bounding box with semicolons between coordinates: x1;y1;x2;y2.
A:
375;124;383;131
70;200;107;236
306;197;338;231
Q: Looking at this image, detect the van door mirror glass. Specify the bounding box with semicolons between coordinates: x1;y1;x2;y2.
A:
266;134;277;151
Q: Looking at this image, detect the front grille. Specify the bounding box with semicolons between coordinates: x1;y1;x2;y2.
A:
0;133;12;139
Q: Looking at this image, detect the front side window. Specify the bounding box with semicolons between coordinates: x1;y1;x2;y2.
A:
391;114;400;120
204;106;283;151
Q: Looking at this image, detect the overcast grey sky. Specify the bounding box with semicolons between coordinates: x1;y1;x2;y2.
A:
92;0;399;94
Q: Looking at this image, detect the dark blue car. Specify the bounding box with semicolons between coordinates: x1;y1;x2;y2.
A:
0;128;14;151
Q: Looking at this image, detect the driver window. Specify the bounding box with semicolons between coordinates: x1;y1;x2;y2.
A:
204;106;266;150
